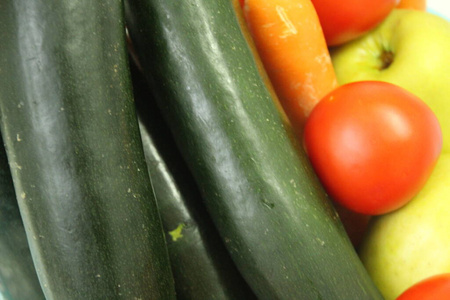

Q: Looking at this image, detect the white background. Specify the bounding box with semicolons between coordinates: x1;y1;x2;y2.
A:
428;0;450;19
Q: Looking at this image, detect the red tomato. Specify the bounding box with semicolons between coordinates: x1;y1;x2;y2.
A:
397;273;450;300
310;0;397;46
303;81;442;215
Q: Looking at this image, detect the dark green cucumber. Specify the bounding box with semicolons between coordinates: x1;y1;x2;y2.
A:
0;139;45;300
125;0;384;299
131;62;257;300
0;1;175;299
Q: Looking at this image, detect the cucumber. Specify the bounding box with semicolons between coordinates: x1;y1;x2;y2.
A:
131;62;257;300
124;0;384;299
0;139;45;300
0;1;175;299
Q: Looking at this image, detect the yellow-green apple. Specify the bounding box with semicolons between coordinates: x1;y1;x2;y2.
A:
330;9;450;153
358;154;450;300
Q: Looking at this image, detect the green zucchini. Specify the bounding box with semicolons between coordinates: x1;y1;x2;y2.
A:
0;1;175;299
131;62;257;300
124;0;384;299
0;138;45;300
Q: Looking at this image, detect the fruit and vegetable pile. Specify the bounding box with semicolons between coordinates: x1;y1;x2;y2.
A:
0;0;449;299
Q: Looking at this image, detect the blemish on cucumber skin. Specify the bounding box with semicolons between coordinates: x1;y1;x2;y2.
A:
315;237;325;246
261;198;275;209
169;223;185;242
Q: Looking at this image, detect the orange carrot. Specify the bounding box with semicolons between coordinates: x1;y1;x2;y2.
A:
242;0;338;134
396;0;427;10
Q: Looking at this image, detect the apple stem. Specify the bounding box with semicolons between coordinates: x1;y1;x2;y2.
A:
379;50;394;70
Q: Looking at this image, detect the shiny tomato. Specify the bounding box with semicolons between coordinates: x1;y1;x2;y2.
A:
310;0;397;46
303;81;442;215
397;273;450;300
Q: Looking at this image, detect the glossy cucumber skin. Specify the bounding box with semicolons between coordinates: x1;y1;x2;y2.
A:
0;140;45;300
132;63;257;300
0;1;175;299
125;0;384;299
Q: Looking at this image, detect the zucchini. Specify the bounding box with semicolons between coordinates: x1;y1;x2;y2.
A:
0;1;175;299
0;139;45;300
131;62;257;300
124;0;384;299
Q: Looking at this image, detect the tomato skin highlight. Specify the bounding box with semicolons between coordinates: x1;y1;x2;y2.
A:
397;273;450;300
304;81;442;215
310;0;397;46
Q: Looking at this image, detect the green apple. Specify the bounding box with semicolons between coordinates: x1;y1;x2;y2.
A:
358;153;450;300
330;9;450;153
